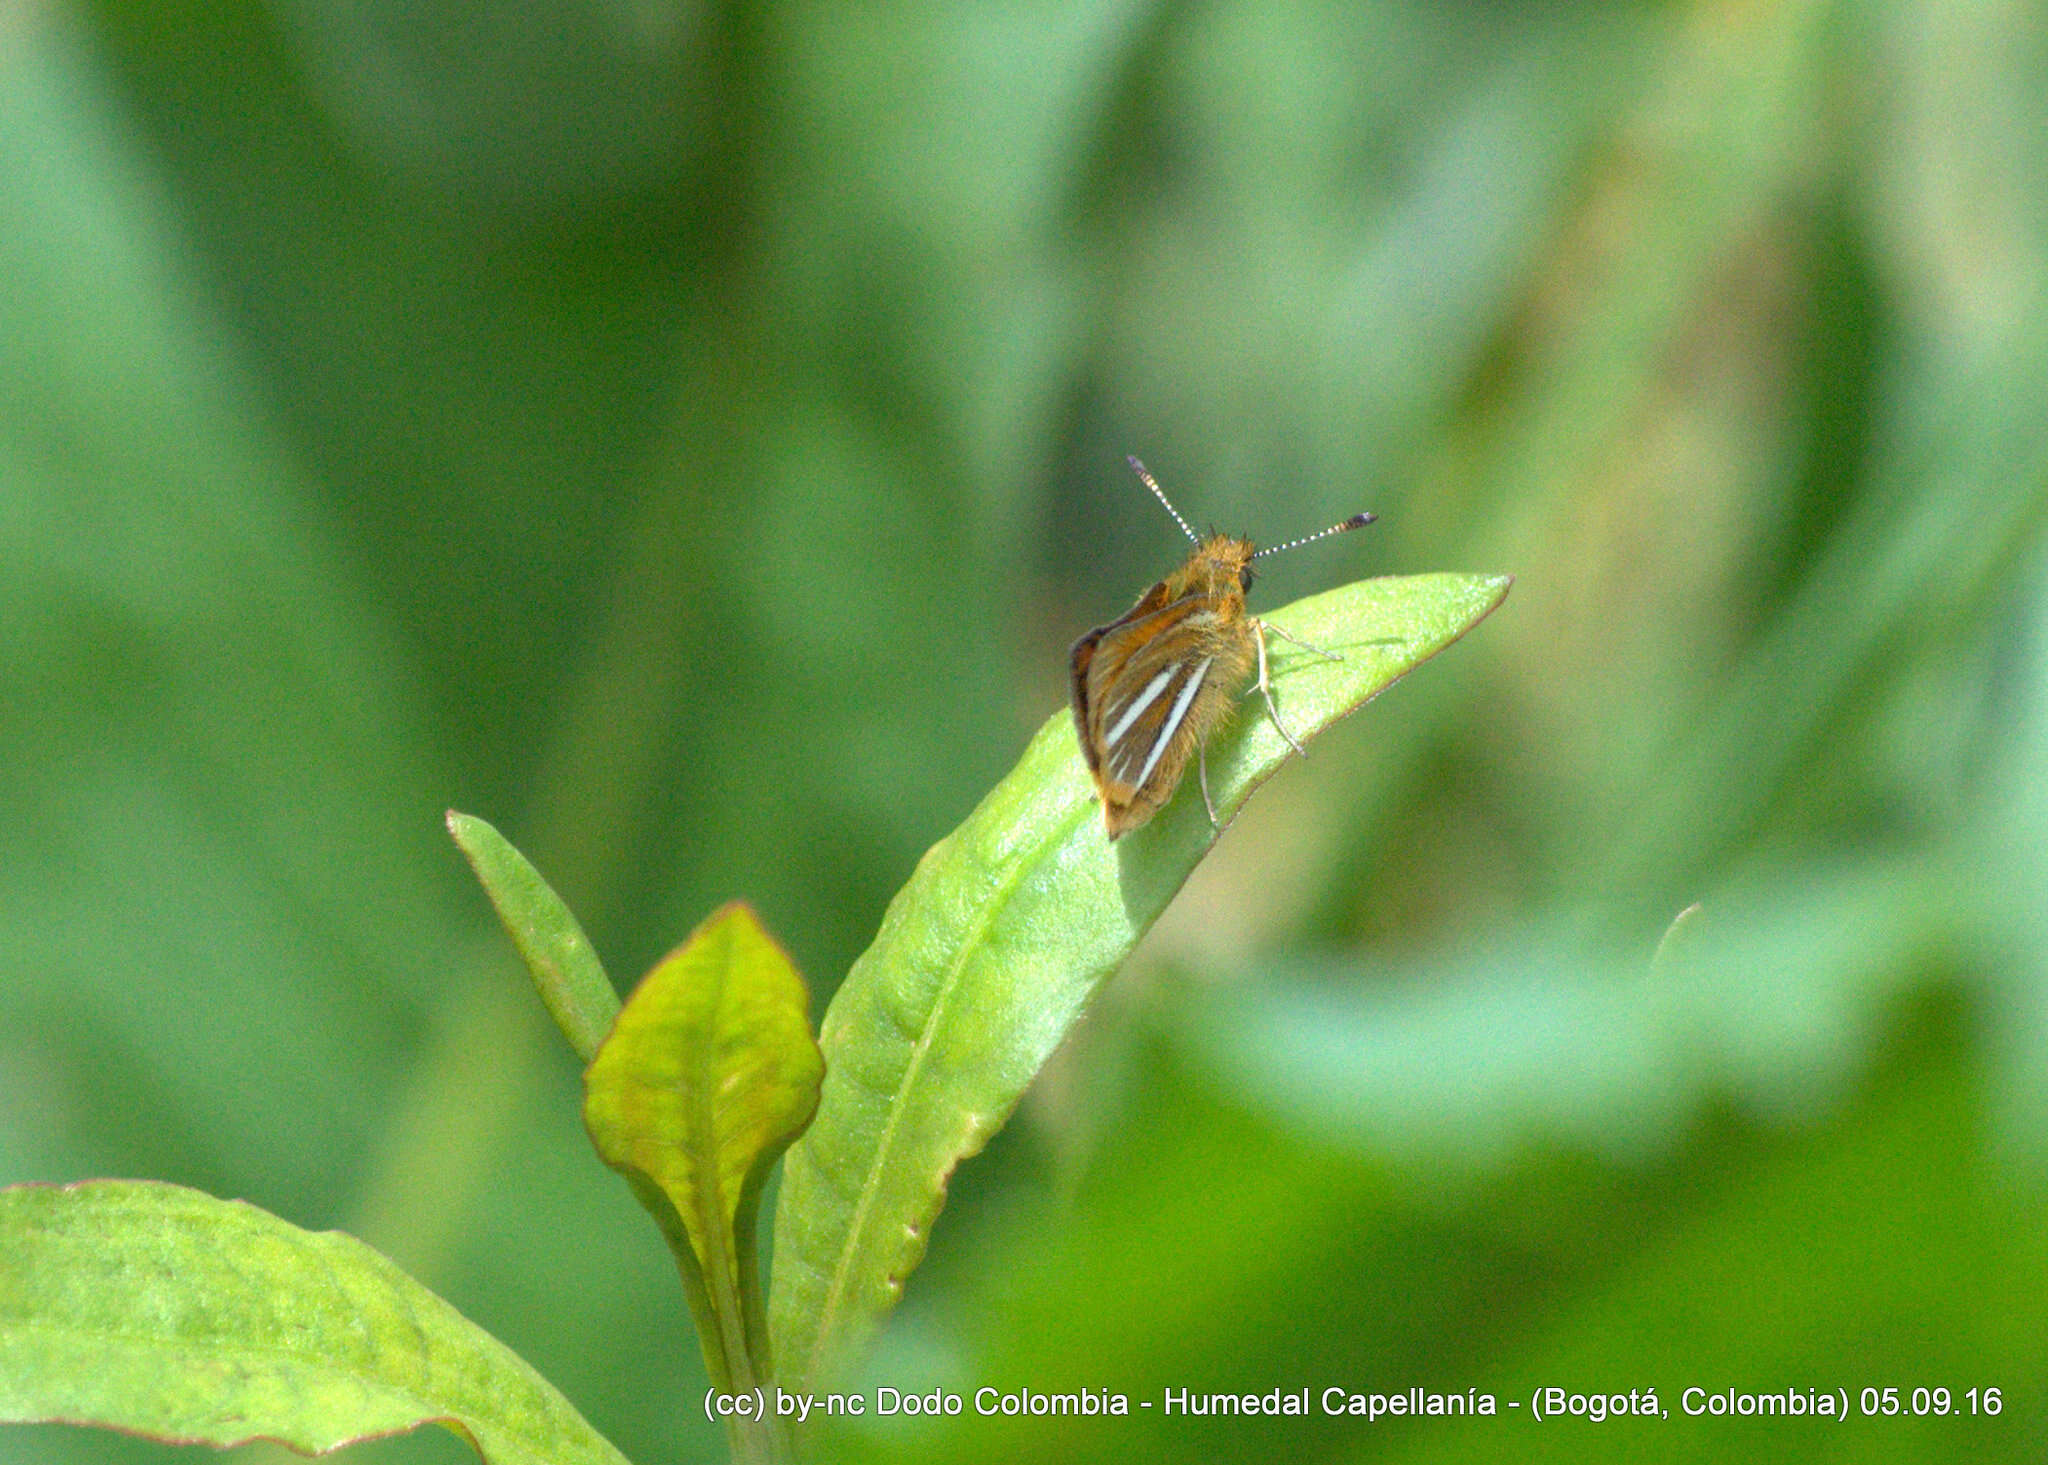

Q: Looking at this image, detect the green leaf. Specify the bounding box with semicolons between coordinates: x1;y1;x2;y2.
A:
769;570;1511;1392
0;1180;631;1465
582;903;824;1416
448;810;617;1064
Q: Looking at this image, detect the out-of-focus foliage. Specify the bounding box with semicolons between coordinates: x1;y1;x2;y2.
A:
2;0;2044;1461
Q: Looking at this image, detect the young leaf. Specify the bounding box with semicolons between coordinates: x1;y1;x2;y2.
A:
769;571;1511;1392
582;903;823;1416
448;810;618;1063
0;1180;631;1465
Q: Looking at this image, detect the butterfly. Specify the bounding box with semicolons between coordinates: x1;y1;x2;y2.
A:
1069;458;1374;839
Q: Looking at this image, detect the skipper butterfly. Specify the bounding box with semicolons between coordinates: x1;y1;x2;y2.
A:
1069;458;1374;839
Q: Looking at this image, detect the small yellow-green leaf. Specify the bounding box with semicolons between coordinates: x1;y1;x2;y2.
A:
448;810;617;1063
0;1181;630;1465
583;902;823;1402
770;571;1510;1393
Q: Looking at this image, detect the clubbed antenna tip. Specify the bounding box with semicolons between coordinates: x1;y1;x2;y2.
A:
1252;509;1377;559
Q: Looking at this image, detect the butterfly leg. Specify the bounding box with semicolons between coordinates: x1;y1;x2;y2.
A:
1198;741;1221;829
1263;619;1344;663
1253;620;1309;758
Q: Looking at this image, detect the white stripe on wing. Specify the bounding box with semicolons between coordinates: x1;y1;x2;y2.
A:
1103;666;1176;750
1133;656;1213;789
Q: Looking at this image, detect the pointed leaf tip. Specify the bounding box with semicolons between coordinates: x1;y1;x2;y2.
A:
770;570;1508;1392
447;810;617;1062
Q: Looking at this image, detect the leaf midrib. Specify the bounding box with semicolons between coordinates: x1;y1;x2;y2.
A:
799;779;1098;1386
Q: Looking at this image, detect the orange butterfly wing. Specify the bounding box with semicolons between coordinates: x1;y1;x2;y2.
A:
1070;584;1248;837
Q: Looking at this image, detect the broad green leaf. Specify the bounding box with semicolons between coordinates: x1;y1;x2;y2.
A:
0;1180;630;1465
448;810;617;1064
769;571;1510;1392
583;902;823;1416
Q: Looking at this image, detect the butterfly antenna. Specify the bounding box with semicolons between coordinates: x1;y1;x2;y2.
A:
1251;510;1377;559
1127;456;1201;546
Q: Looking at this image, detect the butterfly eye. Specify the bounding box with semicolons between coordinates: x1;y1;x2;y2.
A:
1238;565;1255;592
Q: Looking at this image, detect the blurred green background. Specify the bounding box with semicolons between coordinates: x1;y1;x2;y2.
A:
4;0;2046;1460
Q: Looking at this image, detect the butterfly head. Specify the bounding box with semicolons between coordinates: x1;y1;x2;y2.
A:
1168;533;1258;607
